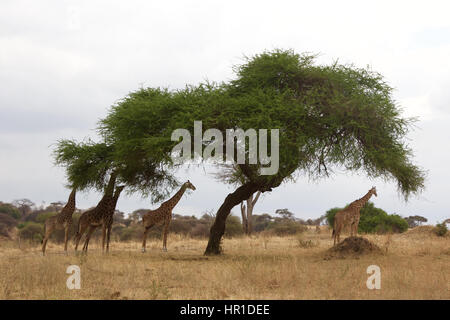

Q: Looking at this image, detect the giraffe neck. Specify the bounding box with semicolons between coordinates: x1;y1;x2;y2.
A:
163;185;187;210
105;172;118;197
352;190;373;209
62;188;76;210
57;188;77;222
108;189;123;214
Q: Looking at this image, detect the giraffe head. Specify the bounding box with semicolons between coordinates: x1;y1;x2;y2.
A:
184;180;196;191
370;186;377;197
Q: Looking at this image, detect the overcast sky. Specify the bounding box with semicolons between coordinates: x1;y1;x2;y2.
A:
1;0;449;223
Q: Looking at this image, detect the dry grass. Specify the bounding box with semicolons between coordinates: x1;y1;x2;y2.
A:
0;230;448;300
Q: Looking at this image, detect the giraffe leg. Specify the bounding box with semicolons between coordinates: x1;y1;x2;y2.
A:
106;224;112;253
335;223;342;245
141;224;154;253
74;223;88;252
83;226;96;253
42;224;54;256
101;224;107;253
162;218;170;252
63;225;69;254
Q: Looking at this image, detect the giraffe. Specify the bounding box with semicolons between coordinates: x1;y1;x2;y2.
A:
141;180;196;253
73;172;118;253
41;188;77;255
332;186;377;245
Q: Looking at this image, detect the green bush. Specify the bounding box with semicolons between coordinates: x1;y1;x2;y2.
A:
224;215;244;238
267;221;307;236
18;222;44;242
0;213;18;237
119;225;142;241
36;212;57;223
0;204;21;220
326;202;408;234
434;223;448;237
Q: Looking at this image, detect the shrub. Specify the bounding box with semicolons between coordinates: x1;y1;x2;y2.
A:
434;223;448;237
267;221;307;236
18;222;44;242
119;225;142;241
326;202;408;234
296;234;318;248
224;215;244;238
0;213;18;237
0;204;21;220
36;212;57;223
190;223;210;238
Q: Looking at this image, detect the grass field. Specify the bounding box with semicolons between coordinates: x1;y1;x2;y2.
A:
0;228;448;299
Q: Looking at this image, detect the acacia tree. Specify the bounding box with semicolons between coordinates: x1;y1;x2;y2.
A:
405;215;428;228
12;199;35;219
99;49;425;255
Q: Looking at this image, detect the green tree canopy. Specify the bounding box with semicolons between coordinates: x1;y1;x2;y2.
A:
53;139;115;191
53;138;174;201
326;202;409;234
97;49;425;254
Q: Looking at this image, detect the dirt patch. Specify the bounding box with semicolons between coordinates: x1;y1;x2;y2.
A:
324;236;383;259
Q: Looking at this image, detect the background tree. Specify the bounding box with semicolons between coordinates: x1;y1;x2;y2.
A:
275;208;295;220
0;203;21;220
12;199;35;220
404;215;428;228
98;49;425;255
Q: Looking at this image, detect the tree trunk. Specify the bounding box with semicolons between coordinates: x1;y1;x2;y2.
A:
204;182;260;255
240;202;248;234
246;196;253;235
246;191;261;235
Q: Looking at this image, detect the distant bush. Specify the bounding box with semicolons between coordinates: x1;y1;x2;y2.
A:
190;223;210;238
36;212;57;223
434;223;448;237
119;225;142;241
0;213;18;237
224;215;244;238
326;202;408;234
267;221;307;236
0;204;21;220
252;214;274;232
18;222;43;242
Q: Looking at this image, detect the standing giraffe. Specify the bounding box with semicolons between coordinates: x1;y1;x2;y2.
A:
332;186;377;245
141;180;196;253
73;172;118;253
41;188;77;255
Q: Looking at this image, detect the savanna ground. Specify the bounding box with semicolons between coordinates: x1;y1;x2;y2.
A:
0;227;448;300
